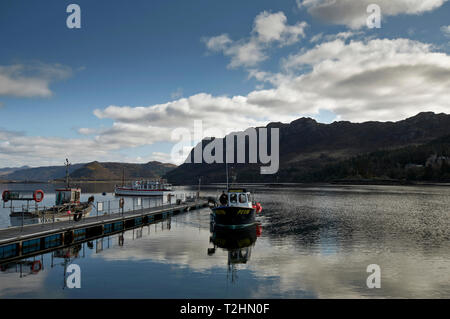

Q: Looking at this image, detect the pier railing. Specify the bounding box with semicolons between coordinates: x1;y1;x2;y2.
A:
8;192;200;228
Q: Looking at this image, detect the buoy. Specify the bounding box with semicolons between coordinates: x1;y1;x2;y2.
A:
253;202;262;213
33;190;44;203
256;202;262;213
256;224;262;237
2;190;10;202
31;260;42;274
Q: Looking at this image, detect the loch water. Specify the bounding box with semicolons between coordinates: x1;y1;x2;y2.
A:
0;183;449;298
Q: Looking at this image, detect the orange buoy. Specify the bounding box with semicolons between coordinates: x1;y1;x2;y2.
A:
33;190;44;203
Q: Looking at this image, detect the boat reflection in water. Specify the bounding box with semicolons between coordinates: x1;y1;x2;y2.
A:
208;223;262;282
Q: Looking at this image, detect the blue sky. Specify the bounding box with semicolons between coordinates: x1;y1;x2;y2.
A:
1;0;450;167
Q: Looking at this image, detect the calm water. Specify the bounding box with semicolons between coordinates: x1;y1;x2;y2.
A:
0;183;449;298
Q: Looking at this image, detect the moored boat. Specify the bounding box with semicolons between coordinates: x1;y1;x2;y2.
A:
114;180;173;196
2;159;94;226
3;188;94;226
210;188;262;229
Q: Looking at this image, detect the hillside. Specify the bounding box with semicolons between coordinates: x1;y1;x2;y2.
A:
69;161;176;181
307;134;450;183
3;161;175;182
0;166;30;176
164;112;450;184
3;163;85;181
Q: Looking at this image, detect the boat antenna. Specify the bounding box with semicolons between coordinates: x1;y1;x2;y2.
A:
225;162;229;191
65;158;71;188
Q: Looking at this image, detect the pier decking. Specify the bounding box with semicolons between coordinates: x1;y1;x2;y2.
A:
0;200;208;264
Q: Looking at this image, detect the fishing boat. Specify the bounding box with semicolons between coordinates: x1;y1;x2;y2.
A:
2;159;94;226
3;188;94;226
210;188;262;229
114;179;173;196
209;165;262;229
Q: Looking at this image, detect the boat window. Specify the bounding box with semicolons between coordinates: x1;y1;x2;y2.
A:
239;194;247;203
230;193;237;203
219;193;228;205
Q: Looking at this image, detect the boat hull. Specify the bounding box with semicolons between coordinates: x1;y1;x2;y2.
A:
9;204;92;226
211;206;256;229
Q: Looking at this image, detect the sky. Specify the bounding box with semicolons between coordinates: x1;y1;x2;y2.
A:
1;0;450;168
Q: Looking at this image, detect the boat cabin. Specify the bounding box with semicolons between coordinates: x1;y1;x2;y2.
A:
219;189;252;208
131;180;172;190
55;188;81;205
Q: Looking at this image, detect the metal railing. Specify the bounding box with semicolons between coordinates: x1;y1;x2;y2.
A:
4;192;201;230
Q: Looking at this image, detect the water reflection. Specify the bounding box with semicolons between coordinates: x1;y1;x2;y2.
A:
208;224;261;283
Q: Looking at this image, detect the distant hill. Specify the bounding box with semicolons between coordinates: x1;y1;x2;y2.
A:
3;163;85;181
0;165;30;176
69;161;176;181
3;161;176;182
165;112;450;184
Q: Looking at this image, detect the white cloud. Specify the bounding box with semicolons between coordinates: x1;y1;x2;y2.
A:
310;31;363;43
0;128;123;167
253;11;308;45
226;39;268;68
149;152;174;163
278;38;450;121
3;37;450;167
93;38;450;143
0;63;72;98
204;34;232;52
441;25;450;37
298;0;448;29
203;11;308;69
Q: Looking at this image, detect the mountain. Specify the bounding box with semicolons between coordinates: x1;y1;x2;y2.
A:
164;112;450;184
0;165;30;176
3;161;175;182
68;161;176;181
3;163;85;181
307;134;450;183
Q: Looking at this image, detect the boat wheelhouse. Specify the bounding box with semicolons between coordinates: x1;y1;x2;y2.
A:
55;188;81;205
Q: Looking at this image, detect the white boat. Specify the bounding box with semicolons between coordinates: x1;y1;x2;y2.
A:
114;180;173;196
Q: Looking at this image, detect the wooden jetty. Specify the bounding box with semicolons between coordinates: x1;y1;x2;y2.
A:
0;200;208;264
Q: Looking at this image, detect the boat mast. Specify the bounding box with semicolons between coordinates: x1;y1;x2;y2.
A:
65;158;70;188
225;163;229;191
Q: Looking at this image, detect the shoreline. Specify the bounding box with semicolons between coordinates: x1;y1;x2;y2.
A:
1;180;450;187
